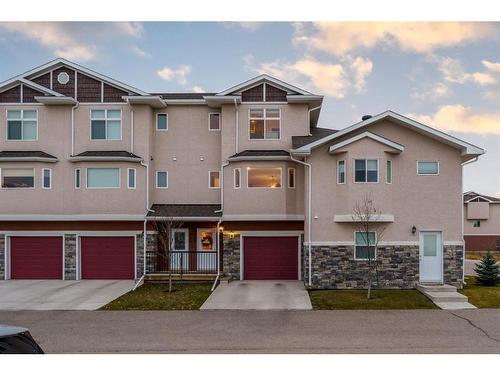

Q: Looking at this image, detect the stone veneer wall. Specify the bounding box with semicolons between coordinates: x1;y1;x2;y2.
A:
223;234;241;280
0;234;4;280
304;244;464;289
140;233;157;276
64;234;77;280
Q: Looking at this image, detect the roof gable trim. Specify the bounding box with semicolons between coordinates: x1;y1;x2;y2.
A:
216;74;313;96
329;131;405;154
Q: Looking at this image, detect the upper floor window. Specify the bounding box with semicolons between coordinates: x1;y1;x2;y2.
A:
337;160;346;184
156;113;168;131
7;110;37;140
127;168;136;189
1;168;34;188
417;161;439;175
91;109;121;140
354;159;378;183
249;108;280;140
288;168;296;189
247;167;282;188
473;220;481;227
209;171;220;189
208;113;221;131
354;231;376;260
42;168;52;189
386;160;393;184
75;168;81;189
156;171;168;189
87;168;120;189
234;168;241;189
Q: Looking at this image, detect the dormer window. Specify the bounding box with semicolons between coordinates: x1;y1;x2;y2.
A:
249;109;280;140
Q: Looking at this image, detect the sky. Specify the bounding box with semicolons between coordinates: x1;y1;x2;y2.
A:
0;21;499;197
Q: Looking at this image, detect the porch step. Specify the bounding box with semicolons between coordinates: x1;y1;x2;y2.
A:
145;274;217;282
416;283;477;310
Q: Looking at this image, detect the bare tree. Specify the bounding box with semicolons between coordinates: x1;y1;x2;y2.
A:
352;193;387;299
152;218;184;293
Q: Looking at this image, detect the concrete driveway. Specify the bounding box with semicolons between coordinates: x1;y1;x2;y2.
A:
201;280;312;310
0;280;134;310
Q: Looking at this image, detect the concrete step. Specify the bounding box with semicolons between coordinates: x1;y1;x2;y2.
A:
416;284;457;293
424;291;468;303
416;283;477;309
435;301;477;310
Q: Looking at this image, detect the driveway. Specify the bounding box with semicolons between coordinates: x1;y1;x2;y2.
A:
201;280;312;310
0;280;134;310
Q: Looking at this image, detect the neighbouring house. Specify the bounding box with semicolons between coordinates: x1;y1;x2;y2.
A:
0;58;485;288
463;191;500;253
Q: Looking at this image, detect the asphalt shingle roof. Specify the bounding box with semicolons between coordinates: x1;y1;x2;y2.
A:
148;204;222;218
71;151;141;158
229;150;290;158
292;127;338;149
0;151;57;159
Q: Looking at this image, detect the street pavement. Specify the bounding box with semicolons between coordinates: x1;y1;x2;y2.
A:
1;309;499;353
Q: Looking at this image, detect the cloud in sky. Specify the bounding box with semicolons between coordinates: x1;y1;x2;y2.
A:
192;85;205;93
0;22;143;61
409;104;500;135
157;65;192;85
412;82;450;101
245;54;372;98
294;22;496;56
130;45;151;58
438;57;500;86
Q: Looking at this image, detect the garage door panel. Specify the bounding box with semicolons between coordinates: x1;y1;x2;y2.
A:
243;236;298;280
81;237;135;279
10;237;63;279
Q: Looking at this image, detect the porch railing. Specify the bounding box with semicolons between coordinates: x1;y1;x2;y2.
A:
145;250;218;274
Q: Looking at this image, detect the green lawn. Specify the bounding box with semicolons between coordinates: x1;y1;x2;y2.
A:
309;289;437;310
465;252;500;262
100;282;213;310
460;276;500;308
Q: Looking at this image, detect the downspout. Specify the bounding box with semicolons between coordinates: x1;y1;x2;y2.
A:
71;102;79;156
131;110;134;154
461;155;480;285
234;98;239;154
307;105;322;135
290;154;312;287
211;218;222;291
134;159;151;290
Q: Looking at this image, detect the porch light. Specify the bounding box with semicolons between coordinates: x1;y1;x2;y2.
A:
411;225;417;236
229;231;235;239
219;226;224;233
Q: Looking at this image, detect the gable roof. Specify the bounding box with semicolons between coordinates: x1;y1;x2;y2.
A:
329;131;405;154
0;58;149;96
463;191;500;203
291;110;484;159
228;150;290;161
216;74;313;96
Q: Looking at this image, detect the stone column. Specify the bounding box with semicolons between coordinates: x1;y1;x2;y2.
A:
222;233;240;280
444;244;464;288
64;234;77;280
0;234;5;280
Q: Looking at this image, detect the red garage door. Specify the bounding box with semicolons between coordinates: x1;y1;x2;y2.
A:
81;237;135;279
10;236;63;279
243;236;299;280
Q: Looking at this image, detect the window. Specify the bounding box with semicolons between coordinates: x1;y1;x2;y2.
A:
127;168;136;189
234;168;241;189
249;108;280;139
7;110;37;140
247;167;282;188
156;171;168;188
42;168;52;189
75;168;81;189
354;159;378;183
1;168;34;188
208;113;221;131
209;171;220;189
386;160;392;184
288;168;296;189
86;168;120;189
355;231;376;260
156;113;168;131
337;160;345;184
91;109;121;140
473;220;481;228
417;161;439;175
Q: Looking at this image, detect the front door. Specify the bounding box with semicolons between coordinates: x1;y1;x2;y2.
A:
197;229;216;272
171;229;189;271
419;231;443;283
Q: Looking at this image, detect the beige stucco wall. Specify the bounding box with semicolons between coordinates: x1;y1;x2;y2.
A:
307;119;463;242
464;203;500;234
466;202;490;219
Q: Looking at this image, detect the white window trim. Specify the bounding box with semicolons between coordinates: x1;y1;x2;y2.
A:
386;160;393;184
74;168;81;189
248;108;281;141
208;112;221;131
354;231;377;261
127;168;136;190
6;109;38;141
417;160;440;175
234;168;241;189
42;168;52;190
85;167;121;189
209;170;221;189
337;160;346;184
156;171;168;189
0;167;35;189
247;167;283;189
156;113;168;131
287;167;296;189
90;108;122;141
353;159;379;184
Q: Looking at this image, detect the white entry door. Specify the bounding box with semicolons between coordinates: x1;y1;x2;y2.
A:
419;231;443;283
171;229;189;271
